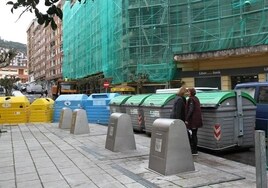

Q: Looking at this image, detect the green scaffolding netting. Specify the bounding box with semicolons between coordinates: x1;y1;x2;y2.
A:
63;0;268;83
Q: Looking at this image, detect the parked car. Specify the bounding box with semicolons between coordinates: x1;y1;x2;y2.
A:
0;86;6;96
26;83;43;94
235;82;268;137
155;87;219;94
12;90;24;96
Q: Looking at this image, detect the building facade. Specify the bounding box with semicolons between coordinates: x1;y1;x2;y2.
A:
26;20;36;83
0;51;28;83
45;14;63;84
62;0;268;92
172;0;268;89
63;0;177;92
27;3;63;91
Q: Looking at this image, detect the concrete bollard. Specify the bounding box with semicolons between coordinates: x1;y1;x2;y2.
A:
70;109;90;135
105;113;136;152
58;107;72;129
149;118;195;176
255;130;267;188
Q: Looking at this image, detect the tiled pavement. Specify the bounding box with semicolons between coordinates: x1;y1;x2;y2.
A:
0;123;267;188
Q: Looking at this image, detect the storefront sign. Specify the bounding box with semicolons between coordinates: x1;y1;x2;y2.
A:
199;70;221;76
181;66;268;77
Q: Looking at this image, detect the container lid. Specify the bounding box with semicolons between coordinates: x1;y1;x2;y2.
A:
109;95;132;105
196;91;256;107
142;94;176;107
124;94;152;106
0;96;30;104
88;93;119;99
56;94;88;101
31;98;54;105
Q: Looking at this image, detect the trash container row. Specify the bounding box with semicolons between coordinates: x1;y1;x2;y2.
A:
0;91;257;151
109;93;176;133
109;91;257;151
53;93;120;125
0;96;54;124
0;93;123;124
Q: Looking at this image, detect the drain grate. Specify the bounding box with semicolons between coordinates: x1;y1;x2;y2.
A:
0;127;7;133
0;129;7;133
80;146;105;159
112;164;160;188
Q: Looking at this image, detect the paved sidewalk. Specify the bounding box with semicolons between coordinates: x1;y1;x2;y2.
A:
0;123;267;188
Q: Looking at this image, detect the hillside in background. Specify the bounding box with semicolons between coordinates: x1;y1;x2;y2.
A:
0;38;26;54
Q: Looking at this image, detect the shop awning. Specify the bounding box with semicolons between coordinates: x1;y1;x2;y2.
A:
111;85;135;92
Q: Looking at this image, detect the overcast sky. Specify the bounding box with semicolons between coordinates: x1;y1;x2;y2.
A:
0;1;45;44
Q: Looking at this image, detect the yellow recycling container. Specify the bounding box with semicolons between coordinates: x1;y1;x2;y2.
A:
29;98;54;122
0;96;30;124
0;97;5;124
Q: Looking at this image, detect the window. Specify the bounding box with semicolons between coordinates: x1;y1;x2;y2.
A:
50;41;55;47
195;77;221;89
237;87;256;98
18;69;24;75
258;87;268;104
52;49;56;57
61;83;76;90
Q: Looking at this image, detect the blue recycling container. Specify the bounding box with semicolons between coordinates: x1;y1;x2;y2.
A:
85;93;120;125
53;94;88;122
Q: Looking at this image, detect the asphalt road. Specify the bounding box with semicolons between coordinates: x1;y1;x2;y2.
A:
199;147;258;167
217;148;256;166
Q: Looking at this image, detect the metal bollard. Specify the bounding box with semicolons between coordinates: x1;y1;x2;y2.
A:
149;118;195;175
70;109;90;135
105;113;136;152
255;130;267;188
58;107;72;129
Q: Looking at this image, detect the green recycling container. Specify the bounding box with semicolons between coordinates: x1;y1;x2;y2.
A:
141;93;176;134
109;95;132;114
196;90;256;151
124;94;152;132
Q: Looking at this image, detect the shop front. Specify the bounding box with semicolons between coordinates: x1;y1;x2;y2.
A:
174;46;268;90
